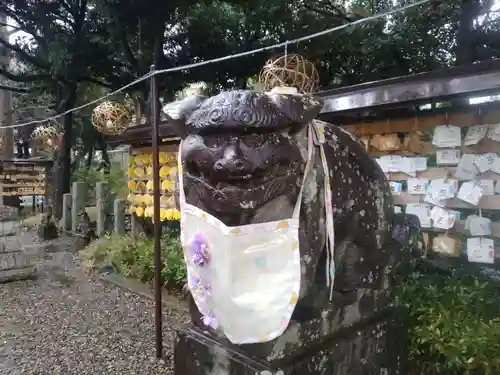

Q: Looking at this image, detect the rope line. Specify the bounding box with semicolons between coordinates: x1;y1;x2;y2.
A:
0;0;432;130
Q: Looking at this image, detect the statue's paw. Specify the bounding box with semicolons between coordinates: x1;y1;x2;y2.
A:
330;290;358;307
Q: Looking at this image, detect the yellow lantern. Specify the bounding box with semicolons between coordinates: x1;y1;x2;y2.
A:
168;167;178;178
144;206;154;218
135;155;144;166
159;166;170;178
160;208;168;221
161;180;170;191
133;194;143;205
136;181;146;191
134;167;145;178
160;196;168;207
143;194;153;205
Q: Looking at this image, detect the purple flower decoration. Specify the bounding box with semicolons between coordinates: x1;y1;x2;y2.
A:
189;275;211;300
202;311;218;330
189;233;211;267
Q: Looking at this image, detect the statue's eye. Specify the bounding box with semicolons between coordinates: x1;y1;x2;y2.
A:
243;134;264;148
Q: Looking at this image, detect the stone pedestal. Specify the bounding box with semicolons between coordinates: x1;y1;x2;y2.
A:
174;308;407;375
0;244;35;283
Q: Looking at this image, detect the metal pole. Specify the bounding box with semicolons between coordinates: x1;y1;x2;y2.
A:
150;65;163;359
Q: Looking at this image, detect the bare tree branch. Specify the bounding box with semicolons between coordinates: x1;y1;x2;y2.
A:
0;84;28;93
0;7;48;46
0;22;23;35
0;65;51;83
78;76;113;89
301;1;355;23
0;37;50;72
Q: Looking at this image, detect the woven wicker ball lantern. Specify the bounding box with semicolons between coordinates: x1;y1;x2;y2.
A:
31;125;62;151
259;54;320;94
91;101;132;135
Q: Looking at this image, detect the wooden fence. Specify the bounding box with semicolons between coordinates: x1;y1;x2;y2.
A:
61;181;136;238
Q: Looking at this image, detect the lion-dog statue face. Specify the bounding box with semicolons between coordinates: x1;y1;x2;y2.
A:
167;90;414;336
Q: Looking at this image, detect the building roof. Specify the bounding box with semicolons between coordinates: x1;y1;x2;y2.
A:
108;59;500;147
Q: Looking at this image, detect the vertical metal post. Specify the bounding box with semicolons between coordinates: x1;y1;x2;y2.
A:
150;65;163;359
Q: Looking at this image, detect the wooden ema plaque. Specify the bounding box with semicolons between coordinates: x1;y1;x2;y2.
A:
0;161;47;197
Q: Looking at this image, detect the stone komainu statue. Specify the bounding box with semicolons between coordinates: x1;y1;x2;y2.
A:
167;90;423;375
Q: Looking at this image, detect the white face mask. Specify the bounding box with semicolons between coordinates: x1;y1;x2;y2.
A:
178;122;334;345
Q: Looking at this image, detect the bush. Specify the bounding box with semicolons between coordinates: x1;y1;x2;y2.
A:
71;162;128;200
394;267;500;375
81;229;186;290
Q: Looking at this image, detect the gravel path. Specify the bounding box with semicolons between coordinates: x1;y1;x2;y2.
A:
0;236;188;375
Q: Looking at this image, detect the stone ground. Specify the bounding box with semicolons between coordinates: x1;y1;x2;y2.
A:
0;233;189;375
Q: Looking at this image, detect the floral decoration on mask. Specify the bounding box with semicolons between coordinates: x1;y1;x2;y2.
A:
202;311;218;330
189;275;211;301
189;233;211;267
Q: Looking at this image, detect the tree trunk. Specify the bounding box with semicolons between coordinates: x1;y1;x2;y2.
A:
52;85;77;219
455;0;477;65
0;13;15;207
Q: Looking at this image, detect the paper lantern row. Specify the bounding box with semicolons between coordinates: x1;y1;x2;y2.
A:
129;206;180;221
127;179;176;194
128;166;178;180
128;153;177;167
127;193;176;207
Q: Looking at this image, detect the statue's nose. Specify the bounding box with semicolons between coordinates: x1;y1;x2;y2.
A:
214;157;248;173
214;144;249;174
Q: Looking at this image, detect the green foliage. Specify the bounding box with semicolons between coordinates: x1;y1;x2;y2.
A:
394;268;500;375
4;0;499;117
71;161;128;199
81;230;186;290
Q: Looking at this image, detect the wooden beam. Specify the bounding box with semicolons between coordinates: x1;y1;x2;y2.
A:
131;144;178;155
318;59;500;113
369;139;500;157
393;193;500;210
388;167;500;181
342;108;500;135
